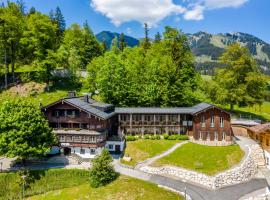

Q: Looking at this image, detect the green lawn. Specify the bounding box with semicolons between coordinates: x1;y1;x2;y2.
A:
121;140;179;167
152;142;244;176
27;175;183;200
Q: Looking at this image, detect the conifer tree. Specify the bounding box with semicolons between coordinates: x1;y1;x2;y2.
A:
119;33;125;52
154;32;161;42
142;23;151;50
89;149;118;188
28;6;35;15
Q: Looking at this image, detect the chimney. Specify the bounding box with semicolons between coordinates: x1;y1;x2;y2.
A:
68;91;76;98
83;93;92;103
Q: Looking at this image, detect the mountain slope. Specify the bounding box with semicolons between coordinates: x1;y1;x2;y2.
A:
96;31;270;75
96;31;139;49
187;32;270;75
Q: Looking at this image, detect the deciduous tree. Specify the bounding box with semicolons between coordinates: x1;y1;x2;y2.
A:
212;43;267;111
0;99;56;162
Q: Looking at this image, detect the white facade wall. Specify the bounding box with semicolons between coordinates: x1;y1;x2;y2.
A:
70;147;103;159
105;141;125;152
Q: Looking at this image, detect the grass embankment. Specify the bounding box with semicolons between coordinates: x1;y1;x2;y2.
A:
0;169;89;200
0;169;182;200
27;175;183;200
121;140;179;167
152;142;244;176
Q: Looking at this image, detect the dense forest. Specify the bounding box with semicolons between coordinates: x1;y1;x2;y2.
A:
0;1;269;112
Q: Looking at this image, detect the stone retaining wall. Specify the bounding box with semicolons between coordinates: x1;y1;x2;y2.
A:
141;144;262;190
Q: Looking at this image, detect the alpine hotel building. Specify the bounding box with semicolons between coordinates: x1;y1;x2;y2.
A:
42;92;232;158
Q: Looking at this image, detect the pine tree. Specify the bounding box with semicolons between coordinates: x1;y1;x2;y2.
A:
54;6;65;45
142;23;151;50
89;149;118;188
49;9;55;21
28;6;35;15
154;32;161;43
119;33;125;52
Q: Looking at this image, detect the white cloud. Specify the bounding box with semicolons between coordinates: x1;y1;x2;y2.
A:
126;27;132;35
91;0;186;26
204;0;248;9
90;0;249;25
184;4;204;21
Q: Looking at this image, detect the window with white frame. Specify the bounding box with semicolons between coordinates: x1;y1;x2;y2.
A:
220;117;224;128
201;115;205;127
199;131;202;140
214;132;218;141
210;116;215;127
222;132;226;140
108;144;114;150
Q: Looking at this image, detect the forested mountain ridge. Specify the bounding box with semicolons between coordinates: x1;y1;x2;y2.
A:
96;31;139;49
97;31;270;75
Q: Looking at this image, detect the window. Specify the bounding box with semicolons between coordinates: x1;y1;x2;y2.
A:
108;144;114;150
266;139;269;146
199;131;202;140
210;116;215;128
59;135;65;142
80;148;85;154
266;157;269;165
206;132;210;140
201;115;205;128
66;136;73;142
214;132;218;141
220;117;224;128
90;149;95;154
222;132;226;140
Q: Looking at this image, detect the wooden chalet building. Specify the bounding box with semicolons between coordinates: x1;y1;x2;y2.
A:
43;92;232;158
247;123;270;169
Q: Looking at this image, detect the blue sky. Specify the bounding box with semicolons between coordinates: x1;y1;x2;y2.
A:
2;0;270;43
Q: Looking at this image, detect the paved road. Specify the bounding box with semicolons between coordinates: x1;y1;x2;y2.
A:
115;163;268;200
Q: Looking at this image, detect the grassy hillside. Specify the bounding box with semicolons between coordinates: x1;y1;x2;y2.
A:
0;81;86;106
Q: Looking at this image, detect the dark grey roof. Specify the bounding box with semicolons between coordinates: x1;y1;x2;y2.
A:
64;98;115;120
115;103;215;115
191;103;213;114
115;107;194;114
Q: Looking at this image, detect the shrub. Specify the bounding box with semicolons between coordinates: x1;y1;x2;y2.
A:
163;134;169;140
144;134;150;139
126;136;136;141
168;135;176;140
135;135;142;139
155;135;161;140
89;149;118;188
176;135;189;140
